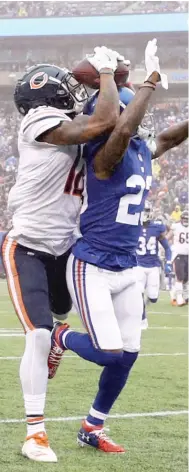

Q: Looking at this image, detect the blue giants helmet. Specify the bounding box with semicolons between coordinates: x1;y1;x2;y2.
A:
84;86;155;144
14;63;89;116
142;200;153;223
84;86;135;116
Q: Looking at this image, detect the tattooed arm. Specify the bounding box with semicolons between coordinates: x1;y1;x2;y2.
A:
38;72;120;145
153;120;188;159
93;72;160;179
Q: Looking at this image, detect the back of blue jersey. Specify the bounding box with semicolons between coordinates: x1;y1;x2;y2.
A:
137;220;166;267
73;136;152;271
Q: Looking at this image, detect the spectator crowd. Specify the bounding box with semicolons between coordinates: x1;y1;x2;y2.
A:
0;98;187;231
0;41;187;73
0;1;187;18
149;101;188;222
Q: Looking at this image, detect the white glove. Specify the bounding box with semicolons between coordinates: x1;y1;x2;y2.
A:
123;59;131;67
145;38;168;90
99;46;124;63
86;46;124;73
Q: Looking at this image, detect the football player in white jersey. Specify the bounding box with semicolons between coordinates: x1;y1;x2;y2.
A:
1;48;122;462
170;210;189;306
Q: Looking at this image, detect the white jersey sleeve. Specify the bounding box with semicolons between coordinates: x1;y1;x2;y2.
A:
19;105;70;143
172;222;189;260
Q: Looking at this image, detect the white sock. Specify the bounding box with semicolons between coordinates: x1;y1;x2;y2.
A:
183;283;189;302
170;287;176;301
19;329;51;437
175;281;184;305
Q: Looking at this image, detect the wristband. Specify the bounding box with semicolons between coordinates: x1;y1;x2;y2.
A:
144;80;157;87
139;83;156;91
99;69;114;75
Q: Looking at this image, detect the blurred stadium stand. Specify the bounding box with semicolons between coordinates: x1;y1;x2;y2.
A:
0;1;187;18
0;1;188;229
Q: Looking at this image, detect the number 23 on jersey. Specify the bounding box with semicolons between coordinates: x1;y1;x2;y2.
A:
116;174;152;225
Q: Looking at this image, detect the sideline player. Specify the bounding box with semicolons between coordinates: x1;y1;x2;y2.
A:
136;201;172;329
50;39;187;452
170;210;189;306
1;48;122;462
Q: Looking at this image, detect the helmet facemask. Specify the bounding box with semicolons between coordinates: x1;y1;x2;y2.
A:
60;71;89;114
142;202;153;223
181;212;189;227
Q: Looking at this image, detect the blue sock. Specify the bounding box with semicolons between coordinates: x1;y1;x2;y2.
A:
61;330;123;366
142;295;146;320
86;351;138;426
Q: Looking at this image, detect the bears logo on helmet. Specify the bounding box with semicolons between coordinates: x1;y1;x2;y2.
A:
30;72;49;90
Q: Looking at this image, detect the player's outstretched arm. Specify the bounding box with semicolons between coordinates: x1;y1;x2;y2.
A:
93;39;165;179
158;232;172;273
93;72;159;179
39;48;120;146
153;120;188;159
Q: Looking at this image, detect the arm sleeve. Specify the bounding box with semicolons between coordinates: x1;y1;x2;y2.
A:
159;237;172;261
22;108;70;143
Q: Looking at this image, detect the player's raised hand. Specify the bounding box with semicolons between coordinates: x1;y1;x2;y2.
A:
86;46;121;73
99;46;124;62
145;38;168;89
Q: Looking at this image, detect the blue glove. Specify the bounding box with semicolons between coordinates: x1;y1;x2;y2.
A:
165;261;172;275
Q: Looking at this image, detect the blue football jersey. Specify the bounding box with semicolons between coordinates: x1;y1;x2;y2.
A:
72;136;152;271
137;220;166;268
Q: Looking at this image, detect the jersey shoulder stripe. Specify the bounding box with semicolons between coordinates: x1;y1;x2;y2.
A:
21;106;70;134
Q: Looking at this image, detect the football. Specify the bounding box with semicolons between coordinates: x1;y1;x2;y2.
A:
72;58;130;89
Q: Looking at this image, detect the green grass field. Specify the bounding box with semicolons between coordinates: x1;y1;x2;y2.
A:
0;280;188;472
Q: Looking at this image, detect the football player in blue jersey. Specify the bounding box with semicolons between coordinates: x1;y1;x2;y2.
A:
49;39;188;453
136;201;172;329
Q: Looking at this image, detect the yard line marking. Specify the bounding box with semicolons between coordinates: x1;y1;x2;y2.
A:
0;310;187;317
0;353;187;361
139;352;187;357
0;410;188;424
148;311;188;316
147;327;187;330
0;326;187;337
0;329;22;332
0;334;25;337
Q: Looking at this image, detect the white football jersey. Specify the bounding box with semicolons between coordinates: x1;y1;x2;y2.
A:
8;106;83;256
171;222;189;260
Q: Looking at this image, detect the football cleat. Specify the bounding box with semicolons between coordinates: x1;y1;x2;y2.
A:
177;301;187;307
171;300;177;306
48;322;69;379
77;420;126;453
22;432;57;462
176;295;186;307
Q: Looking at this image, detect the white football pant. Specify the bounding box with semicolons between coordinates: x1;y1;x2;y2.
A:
137;266;160;300
66;254;143;352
